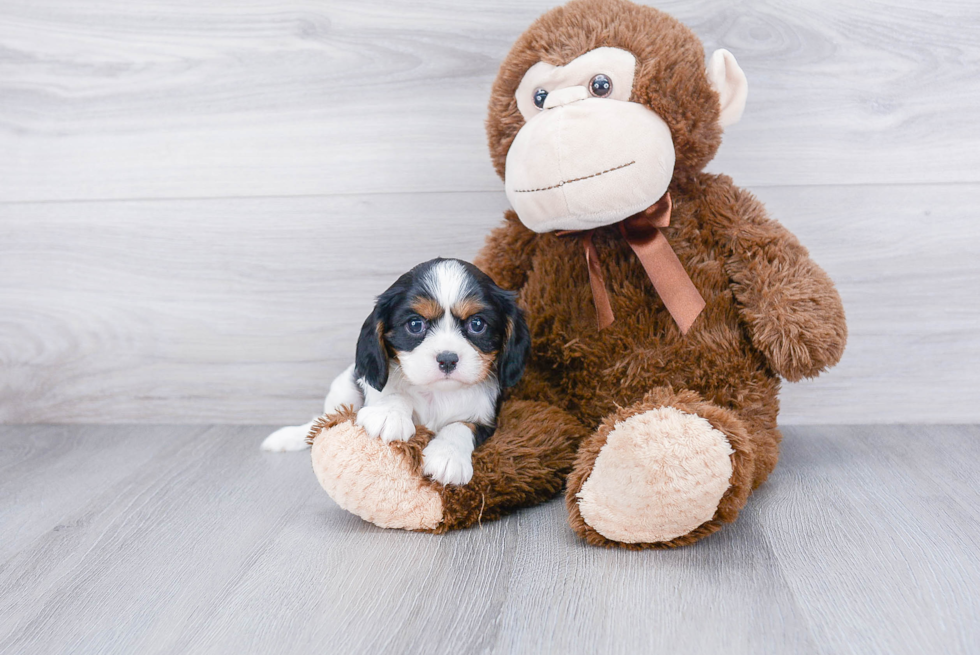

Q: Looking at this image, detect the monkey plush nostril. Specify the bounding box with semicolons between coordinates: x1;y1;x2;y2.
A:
436;351;459;374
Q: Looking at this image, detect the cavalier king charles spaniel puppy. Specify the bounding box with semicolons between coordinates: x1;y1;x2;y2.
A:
261;258;530;486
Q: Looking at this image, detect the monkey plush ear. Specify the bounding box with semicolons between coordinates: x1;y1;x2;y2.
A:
707;49;748;128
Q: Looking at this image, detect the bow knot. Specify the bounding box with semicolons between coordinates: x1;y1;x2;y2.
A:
559;193;705;334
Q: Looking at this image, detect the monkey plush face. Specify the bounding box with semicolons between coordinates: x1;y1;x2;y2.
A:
506;46;675;232
488;0;749;233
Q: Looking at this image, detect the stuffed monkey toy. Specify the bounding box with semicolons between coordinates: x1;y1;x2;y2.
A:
309;0;846;548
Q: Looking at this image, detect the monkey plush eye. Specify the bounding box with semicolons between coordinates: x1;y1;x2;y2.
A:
533;88;548;109
589;74;612;97
406;317;427;334
466;316;486;335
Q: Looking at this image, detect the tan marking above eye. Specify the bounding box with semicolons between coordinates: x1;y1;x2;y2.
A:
410;297;444;321
453;297;487;319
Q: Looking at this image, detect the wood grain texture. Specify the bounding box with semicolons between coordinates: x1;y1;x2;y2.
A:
1;0;978;203
2;184;978;424
1;0;979;424
1;424;978;654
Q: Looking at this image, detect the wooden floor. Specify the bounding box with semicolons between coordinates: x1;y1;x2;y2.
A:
1;425;978;654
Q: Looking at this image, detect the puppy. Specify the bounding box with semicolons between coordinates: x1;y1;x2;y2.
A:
261;258;530;486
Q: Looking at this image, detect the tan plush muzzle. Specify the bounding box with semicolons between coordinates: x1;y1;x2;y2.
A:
505;96;675;233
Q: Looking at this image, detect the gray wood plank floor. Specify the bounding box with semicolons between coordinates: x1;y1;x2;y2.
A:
1;424;977;655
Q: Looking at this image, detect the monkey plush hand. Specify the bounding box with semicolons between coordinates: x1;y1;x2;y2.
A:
309;0;846;548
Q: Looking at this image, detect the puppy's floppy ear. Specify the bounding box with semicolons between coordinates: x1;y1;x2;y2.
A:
494;288;531;389
355;307;388;391
355;275;412;391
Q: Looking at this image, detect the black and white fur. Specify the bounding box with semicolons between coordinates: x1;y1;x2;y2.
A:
261;258;530;486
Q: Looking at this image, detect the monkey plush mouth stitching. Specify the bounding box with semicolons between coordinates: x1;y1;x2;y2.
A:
513;160;635;194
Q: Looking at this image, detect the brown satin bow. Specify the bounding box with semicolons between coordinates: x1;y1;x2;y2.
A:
559;193;705;334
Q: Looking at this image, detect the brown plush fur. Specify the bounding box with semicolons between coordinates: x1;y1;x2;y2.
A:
309;401;588;533
565;387;756;549
435;399;589;532
309;0;846;548
486;0;725;180
470;0;845;547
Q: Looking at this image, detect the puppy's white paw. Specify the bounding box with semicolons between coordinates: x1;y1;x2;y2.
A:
261;424;312;452
355;405;416;443
422;438;474;486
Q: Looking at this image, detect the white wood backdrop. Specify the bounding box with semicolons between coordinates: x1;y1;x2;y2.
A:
1;0;978;424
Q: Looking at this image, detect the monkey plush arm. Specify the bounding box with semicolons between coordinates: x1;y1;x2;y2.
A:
719;184;847;382
473;210;539;291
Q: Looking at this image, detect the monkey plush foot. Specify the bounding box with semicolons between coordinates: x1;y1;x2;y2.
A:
309;410;444;530
566;389;757;549
308;401;587;533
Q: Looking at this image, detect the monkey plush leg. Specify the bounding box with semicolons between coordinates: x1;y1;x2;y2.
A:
435;399;588;532
308;400;588;532
565;388;761;549
309;408;443;530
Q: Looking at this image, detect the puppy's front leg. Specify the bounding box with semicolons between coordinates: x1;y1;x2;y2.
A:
355;394;416;443
422;422;479;486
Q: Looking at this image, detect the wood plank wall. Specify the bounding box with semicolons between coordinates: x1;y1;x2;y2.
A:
1;0;978;424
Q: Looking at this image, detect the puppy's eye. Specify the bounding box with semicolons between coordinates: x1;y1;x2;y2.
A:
589;74;612;98
406;317;426;334
533;88;548;109
467;316;486;335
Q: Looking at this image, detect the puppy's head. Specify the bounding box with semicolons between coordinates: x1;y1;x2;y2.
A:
355;258;530;391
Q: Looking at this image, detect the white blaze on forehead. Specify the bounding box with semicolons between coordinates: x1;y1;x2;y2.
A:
423;260;471;311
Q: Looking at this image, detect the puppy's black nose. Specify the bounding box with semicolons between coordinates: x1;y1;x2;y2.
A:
436;351;459;373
